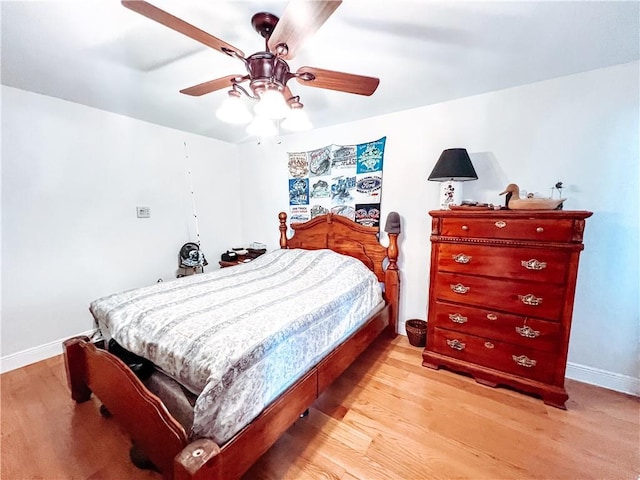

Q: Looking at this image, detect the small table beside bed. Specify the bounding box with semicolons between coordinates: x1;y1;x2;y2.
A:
63;211;401;480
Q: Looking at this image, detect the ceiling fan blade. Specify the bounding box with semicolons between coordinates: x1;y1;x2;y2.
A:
295;67;380;96
180;75;244;96
121;1;244;58
267;0;342;60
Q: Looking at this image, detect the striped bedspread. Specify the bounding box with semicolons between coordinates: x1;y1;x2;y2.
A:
89;248;383;444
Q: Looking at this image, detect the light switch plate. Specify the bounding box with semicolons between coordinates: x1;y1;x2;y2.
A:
136;206;151;218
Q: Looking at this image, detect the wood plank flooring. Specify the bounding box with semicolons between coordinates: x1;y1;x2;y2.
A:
1;336;638;479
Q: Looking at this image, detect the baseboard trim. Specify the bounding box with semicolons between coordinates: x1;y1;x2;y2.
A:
566;362;640;396
0;330;94;374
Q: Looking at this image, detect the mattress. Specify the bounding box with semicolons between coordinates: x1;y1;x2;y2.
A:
90;248;383;444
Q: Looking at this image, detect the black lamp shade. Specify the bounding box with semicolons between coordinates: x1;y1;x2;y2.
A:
428;148;478;182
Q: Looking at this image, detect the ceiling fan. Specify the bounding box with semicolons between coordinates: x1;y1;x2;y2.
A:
121;0;380;133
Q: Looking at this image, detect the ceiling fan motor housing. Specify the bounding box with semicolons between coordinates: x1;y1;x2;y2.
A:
246;52;291;93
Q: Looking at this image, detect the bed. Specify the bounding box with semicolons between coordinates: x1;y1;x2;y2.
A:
63;211;401;480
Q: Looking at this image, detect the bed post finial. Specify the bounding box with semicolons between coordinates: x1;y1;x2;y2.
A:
279;212;288;249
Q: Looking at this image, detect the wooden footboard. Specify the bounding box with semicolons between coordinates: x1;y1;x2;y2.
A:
64;305;390;480
63;336;189;475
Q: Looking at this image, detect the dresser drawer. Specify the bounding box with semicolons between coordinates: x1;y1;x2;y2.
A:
435;272;564;321
436;243;569;284
440;217;576;242
431;328;556;384
430;301;561;352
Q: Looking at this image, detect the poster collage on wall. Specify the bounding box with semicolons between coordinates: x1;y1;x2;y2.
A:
288;137;386;229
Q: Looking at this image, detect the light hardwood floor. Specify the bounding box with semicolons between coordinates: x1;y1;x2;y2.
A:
1;336;638;479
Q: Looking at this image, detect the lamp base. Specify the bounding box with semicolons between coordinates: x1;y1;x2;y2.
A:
438;180;463;210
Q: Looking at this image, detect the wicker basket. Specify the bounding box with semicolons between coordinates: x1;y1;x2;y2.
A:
405;319;427;347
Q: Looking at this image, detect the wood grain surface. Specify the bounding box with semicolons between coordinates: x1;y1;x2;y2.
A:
2;336;638;480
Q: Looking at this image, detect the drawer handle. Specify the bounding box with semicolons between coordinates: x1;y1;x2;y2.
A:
519;293;543;306
449;313;468;324
516;325;541;338
450;283;470;294
512;354;537;368
447;339;466;351
486;313;498;321
495;221;506;228
536;227;544;233
453;253;472;264
484;342;495;349
461;225;469;231
521;259;547;271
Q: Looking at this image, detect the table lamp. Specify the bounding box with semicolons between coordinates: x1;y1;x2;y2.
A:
428;148;478;209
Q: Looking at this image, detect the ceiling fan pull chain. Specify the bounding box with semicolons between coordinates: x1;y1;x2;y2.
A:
183;141;201;248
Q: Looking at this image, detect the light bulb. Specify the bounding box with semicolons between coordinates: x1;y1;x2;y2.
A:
216;95;252;124
254;89;289;120
247;115;278;137
282;106;312;131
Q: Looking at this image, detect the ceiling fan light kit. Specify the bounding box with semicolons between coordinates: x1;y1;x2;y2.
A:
215;90;252;125
247;115;279;138
281;102;313;132
253;88;291;120
121;0;379;138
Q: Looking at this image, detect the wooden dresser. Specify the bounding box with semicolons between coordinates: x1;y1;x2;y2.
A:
423;209;592;408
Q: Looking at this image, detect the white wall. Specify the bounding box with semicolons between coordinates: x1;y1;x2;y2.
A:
1;86;243;368
2;62;638;394
238;62;639;394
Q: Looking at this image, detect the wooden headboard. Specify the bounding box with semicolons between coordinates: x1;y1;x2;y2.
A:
278;211;400;335
278;211;399;284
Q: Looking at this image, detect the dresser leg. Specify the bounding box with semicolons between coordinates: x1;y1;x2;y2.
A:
422;360;440;370
475;377;498;388
542;390;569;410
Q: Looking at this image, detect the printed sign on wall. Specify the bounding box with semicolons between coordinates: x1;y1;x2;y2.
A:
288;137;386;228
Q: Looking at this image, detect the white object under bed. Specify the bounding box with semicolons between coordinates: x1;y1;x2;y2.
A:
90;248;383;444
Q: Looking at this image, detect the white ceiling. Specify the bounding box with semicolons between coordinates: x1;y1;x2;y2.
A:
2;1;638;144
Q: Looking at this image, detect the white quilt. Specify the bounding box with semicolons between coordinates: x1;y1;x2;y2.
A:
90;248;383;444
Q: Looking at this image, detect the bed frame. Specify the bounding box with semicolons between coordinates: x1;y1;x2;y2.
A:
63;211;400;480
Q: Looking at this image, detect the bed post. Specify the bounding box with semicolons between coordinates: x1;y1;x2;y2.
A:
279;212;288;249
385;231;400;337
63;336;93;403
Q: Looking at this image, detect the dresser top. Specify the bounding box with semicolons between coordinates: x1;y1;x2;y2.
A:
429;209;593;220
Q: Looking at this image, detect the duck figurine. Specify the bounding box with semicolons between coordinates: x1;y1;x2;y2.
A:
499;183;565;210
